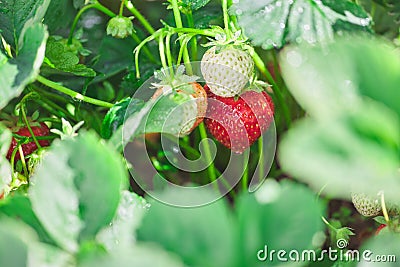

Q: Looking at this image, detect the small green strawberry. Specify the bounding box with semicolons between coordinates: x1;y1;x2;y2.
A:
201;46;254;97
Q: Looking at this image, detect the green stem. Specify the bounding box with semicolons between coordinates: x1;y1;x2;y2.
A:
321;216;338;233
227;0;239;29
131;32;158;63
198;123;218;189
20;94;41;149
242;150;249;191
170;0;192;74
172;27;216;37
125;1;156;34
252;52;291;128
165;33;174;68
164;134;236;199
380;193;390;224
18;146;29;177
135;29;161;77
68;2;116;44
158;34;168;69
186;11;198;61
32;86;70;104
222;0;230;33
271;50;284;89
36;96;76;122
10;145;19;180
119;0;126;16
258;137;264;183
370;2;377;22
36;76;114;108
68;1;158;64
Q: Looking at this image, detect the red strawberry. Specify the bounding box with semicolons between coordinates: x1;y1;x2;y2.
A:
204;85;274;153
6;122;50;160
375;224;387;235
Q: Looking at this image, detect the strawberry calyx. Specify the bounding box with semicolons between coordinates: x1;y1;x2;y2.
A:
151;65;199;96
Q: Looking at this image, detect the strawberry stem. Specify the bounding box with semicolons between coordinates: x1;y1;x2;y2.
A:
68;2;115;45
118;0;126;16
198;123;218;190
68;1;157;63
10;145;20;180
20;93;42;149
380;192;390;224
18;146;29;177
258;137;264;183
158;34;168;70
185;11;198;61
125;1;156;34
170;0;192;74
242;150;249;191
165;33;174;69
36;76;114;108
172;28;216;37
222;0;230;34
135;30;161;77
252;52;292;128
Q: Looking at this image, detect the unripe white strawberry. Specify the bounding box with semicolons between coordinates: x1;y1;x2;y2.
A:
201;46;254;97
351;193;381;217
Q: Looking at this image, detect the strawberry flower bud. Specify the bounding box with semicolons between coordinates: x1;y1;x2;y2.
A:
106;16;135;39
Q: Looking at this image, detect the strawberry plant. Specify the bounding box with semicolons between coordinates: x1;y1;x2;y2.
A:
0;0;400;266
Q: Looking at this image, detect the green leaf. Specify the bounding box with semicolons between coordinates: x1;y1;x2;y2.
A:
372;0;400;24
29;131;127;252
235;179;325;266
193;6;222;29
110;90;198;151
180;0;212;12
43;36;96;77
44;0;77;32
137;188;236;267
279;101;400;203
231;0;372;49
80;244;185;267
280;37;400;119
0;219;31;267
0;195;54;244
109;99;153;151
0;23;48;110
29;139;82;252
101;98;144;139
335;227;355;243
30;243;74;267
0;217;73;267
358;233;400;266
92;36;137;80
0;0;51;50
97;191;149;250
143;92;197;136
0;124;12;192
0;53;19;109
